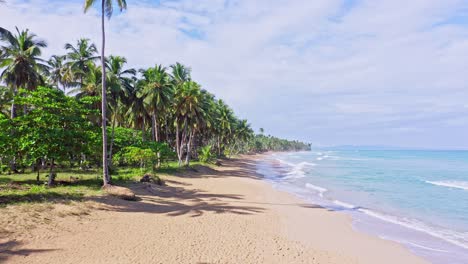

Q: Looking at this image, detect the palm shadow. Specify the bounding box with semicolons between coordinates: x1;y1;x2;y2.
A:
0;240;57;262
92;181;265;218
177;157;263;181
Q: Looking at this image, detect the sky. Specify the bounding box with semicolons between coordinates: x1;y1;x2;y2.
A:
1;0;468;149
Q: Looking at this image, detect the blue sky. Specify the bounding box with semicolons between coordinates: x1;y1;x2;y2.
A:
2;0;468;149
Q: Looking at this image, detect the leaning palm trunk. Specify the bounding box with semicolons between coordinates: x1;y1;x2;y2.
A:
100;0;110;186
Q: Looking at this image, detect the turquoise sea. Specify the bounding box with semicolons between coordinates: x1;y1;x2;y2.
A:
256;150;468;264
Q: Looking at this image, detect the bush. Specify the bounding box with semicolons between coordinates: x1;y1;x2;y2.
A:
199;145;215;163
113;141;175;171
113;146;155;170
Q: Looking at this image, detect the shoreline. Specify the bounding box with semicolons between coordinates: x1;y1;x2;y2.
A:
261;150;468;263
246;154;428;264
1;155;427;263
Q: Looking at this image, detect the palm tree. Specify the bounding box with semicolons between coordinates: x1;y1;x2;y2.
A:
126;82;149;141
84;0;127;186
214;99;234;156
61;63;78;93
46;55;66;91
64;38;98;87
69;61;101;98
139;65;173;142
231;119;253;155
0;27;47;118
173;81;207;166
170;62;191;86
106;55;135;166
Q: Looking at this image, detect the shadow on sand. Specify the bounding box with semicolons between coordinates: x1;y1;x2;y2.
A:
0;240;57;262
89;157;328;218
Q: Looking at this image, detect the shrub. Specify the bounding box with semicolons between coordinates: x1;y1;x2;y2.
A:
199;145;215;163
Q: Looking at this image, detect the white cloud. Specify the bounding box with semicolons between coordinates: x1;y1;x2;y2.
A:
1;0;468;148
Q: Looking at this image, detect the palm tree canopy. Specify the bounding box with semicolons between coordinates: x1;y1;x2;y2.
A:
84;0;127;18
46;54;66;89
64;38;99;81
0;27;47;90
139;65;173;113
170;62;191;86
106;55;135;107
174;81;208;129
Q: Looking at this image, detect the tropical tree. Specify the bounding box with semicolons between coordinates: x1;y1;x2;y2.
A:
0;27;47;118
214;99;234;155
106;55;135;166
173;81;208;166
64;38;98;87
126;82;149;141
230;119;253;155
11;87;97;185
84;0;127;185
170;62;191;86
70;62;102;98
46;55;66;91
139;65;173;142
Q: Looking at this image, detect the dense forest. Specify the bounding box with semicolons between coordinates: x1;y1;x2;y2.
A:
0;7;309;187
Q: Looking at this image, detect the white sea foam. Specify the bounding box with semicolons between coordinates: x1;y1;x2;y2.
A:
333;200;356;209
358;208;468;250
272;159;316;180
283;161;316;179
378;237;449;253
426;181;468;191
305;183;327;197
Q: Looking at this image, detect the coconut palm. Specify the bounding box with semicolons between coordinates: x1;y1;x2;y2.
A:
173;81;208;166
64;38;98;87
170;62;191;86
84;0;127;185
46;55;66;91
139;65;173;142
231;119;253;155
0;27;47;118
126;82;149;141
214;99;234;155
69;61;101;98
106;55;135;165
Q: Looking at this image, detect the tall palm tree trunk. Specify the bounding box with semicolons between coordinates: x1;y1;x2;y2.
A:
10;86;17;119
10;85;17;172
101;0;110;186
141;116;146;141
151;115;156;141
175;122;182;166
108;113;117;168
152;110;159;142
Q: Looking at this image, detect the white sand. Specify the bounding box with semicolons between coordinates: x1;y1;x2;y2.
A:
0;155;427;263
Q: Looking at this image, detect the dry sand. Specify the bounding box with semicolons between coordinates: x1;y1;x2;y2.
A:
0;155;428;263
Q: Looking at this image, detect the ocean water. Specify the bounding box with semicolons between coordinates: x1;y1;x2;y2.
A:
256;150;468;264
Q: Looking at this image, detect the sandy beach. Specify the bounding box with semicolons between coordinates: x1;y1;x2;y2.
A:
0;154;427;264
